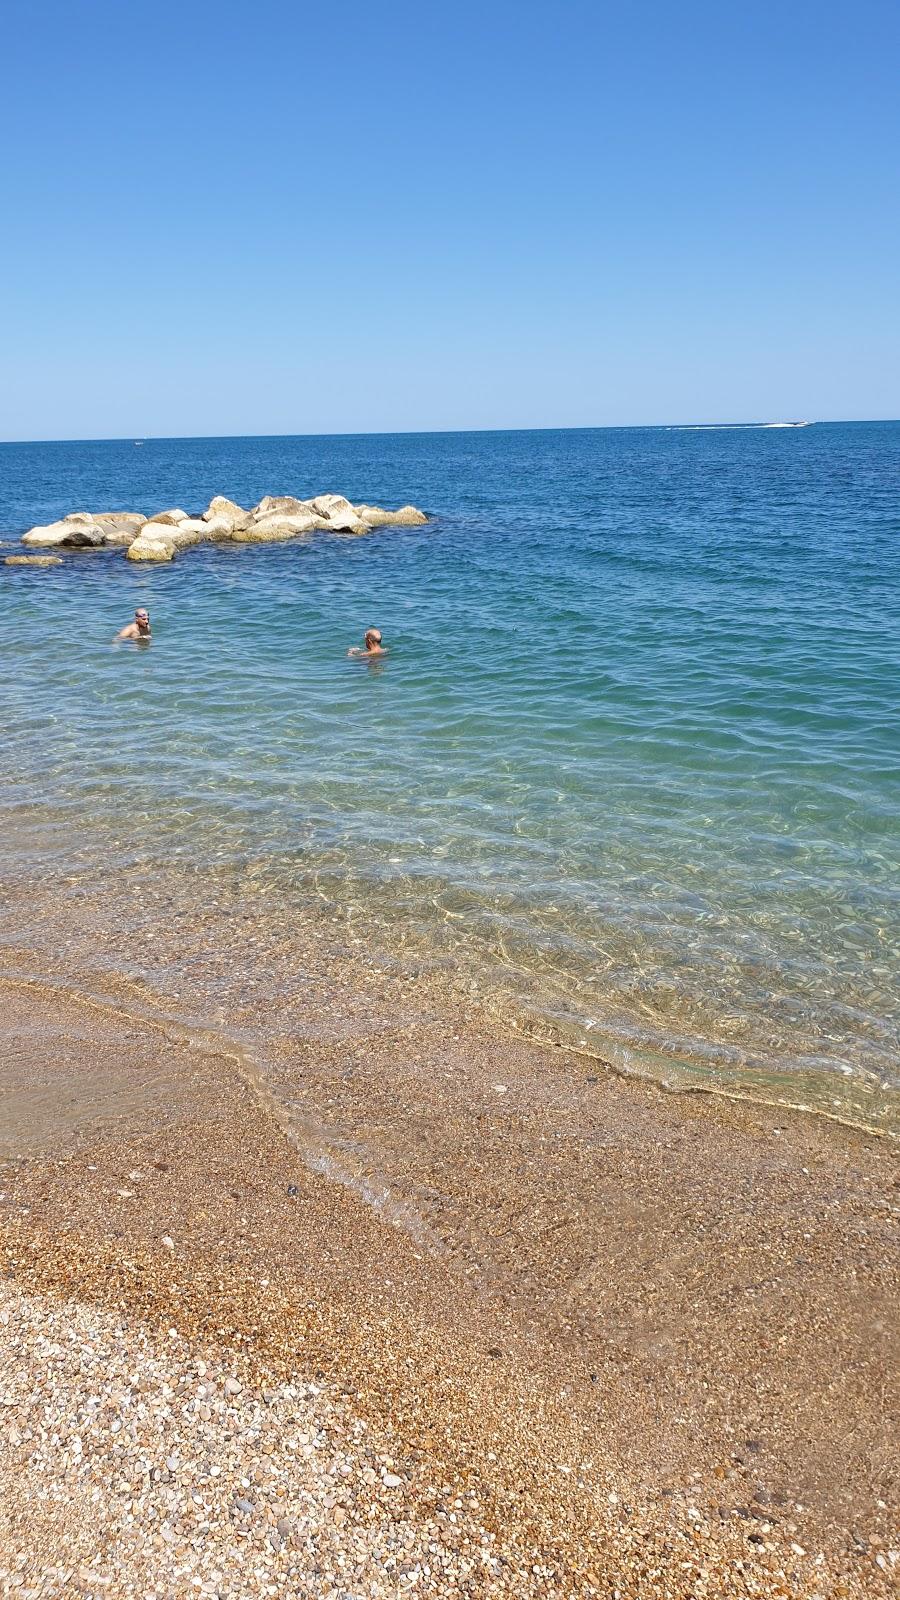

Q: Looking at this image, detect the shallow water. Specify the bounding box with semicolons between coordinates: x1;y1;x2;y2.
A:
1;424;898;1130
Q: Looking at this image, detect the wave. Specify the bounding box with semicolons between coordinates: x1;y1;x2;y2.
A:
665;422;811;431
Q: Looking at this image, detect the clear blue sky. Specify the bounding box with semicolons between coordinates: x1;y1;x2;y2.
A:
2;0;898;439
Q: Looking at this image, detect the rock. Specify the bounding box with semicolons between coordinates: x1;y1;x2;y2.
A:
5;554;64;566
202;514;234;541
93;511;146;529
231;513;320;542
167;515;232;546
98;523;145;548
202;496;252;532
224;1377;242;1396
22;516;107;548
354;504;429;527
18;495;430;560
167;525;207;550
96;516;145;548
127;531;175;563
20;523;66;547
326;508;370;535
253;495;312;518
146;509;189;526
309;495;369;534
310;493;353;518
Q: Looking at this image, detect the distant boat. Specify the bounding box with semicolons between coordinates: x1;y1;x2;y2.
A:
763;421;811;428
133;440;144;447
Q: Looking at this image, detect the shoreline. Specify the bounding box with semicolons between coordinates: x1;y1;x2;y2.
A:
1;859;898;1596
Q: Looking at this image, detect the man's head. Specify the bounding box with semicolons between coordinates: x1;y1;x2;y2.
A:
364;628;382;650
135;608;150;632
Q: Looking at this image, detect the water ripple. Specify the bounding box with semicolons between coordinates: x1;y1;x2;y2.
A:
1;423;898;1129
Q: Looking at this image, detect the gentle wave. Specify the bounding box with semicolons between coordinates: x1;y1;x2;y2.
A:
1;422;898;1131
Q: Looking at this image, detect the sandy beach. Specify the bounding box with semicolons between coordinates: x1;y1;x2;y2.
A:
4;0;899;1581
1;853;897;1598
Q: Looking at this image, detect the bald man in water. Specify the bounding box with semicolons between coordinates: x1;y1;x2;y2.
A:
115;607;152;641
347;627;386;658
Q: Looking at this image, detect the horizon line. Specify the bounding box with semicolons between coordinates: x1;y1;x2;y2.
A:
1;416;899;447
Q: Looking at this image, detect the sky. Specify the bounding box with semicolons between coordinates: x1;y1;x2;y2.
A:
1;0;898;439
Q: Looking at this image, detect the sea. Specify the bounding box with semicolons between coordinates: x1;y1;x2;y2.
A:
1;422;898;1134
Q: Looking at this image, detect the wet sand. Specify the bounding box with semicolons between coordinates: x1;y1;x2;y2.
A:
0;859;898;1596
1;986;897;1595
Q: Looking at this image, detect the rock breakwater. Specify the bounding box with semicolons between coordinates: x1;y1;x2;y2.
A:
19;495;429;562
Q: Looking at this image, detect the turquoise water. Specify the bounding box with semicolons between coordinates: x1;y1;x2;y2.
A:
2;424;898;1130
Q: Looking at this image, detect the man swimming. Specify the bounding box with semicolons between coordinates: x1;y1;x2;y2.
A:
347;627;386;658
115;607;152;641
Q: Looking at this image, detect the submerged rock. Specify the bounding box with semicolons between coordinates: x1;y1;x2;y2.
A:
5;553;64;566
355;504;429;527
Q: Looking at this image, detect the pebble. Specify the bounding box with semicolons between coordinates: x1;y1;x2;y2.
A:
0;1280;880;1600
0;1282;560;1599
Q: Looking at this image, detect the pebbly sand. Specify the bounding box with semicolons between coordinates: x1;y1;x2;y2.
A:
0;858;898;1597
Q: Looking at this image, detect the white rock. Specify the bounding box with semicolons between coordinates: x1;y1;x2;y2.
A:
310;494;354;518
326;508;370;535
202;514;234;540
202;496;251;532
127;532;175;563
146;509;189;527
308;495;369;534
167;524;206;549
253;495;312;519
98;523;145;548
231;513;321;542
93;511;146;529
354;504;429;527
22;517;107;548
